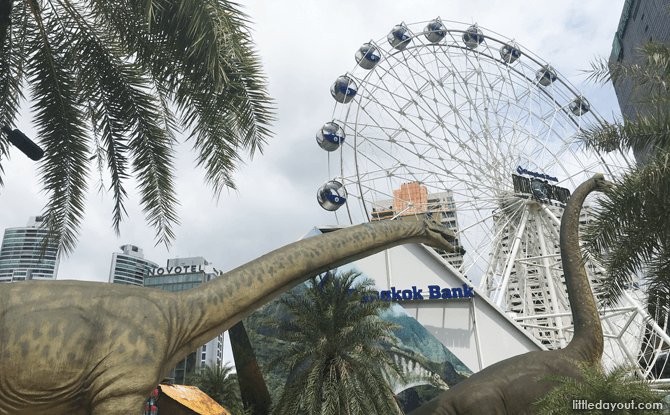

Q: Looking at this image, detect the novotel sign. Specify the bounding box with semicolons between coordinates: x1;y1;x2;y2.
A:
148;264;206;276
351;284;475;302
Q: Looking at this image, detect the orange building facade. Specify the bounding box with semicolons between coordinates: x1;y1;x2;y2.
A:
370;182;463;268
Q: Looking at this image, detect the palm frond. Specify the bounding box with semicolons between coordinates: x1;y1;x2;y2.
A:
584;151;670;308
171;0;274;199
584;41;670;96
0;0;29;186
26;0;91;256
581;41;670;156
60;0;179;239
1;0;274;254
128;119;179;248
580;109;670;156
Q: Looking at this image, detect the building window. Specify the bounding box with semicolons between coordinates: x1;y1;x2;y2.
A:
632;0;642;20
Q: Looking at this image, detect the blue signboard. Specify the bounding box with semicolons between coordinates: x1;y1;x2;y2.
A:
351;284;475;302
516;166;558;182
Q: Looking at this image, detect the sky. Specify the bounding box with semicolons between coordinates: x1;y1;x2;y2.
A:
0;0;626;366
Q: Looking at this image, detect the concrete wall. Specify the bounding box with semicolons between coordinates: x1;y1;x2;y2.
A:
611;0;670;120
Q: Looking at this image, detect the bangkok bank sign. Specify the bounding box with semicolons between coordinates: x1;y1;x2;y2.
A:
354;284;475;302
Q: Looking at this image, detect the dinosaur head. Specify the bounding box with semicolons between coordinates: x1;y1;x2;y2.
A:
592;173;614;193
422;220;456;251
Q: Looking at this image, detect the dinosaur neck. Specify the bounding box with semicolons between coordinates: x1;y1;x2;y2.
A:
167;221;447;365
560;177;604;363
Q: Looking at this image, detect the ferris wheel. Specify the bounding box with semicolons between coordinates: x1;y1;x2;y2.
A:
315;18;670;380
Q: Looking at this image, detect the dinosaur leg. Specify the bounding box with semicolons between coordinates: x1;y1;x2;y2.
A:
91;394;147;415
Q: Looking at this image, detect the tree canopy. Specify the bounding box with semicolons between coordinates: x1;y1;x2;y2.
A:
264;270;406;415
535;360;666;414
185;363;250;415
0;0;274;254
580;40;670;312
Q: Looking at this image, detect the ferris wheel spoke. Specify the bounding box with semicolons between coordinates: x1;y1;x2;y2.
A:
357;83;448;151
461;200;526;276
457;59;514;181
472;199;528;282
377;51;444;120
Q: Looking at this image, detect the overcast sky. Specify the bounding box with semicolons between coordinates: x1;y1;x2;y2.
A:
0;0;626;366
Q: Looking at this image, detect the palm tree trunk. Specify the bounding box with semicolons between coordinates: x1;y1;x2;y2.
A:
0;0;12;57
229;320;272;415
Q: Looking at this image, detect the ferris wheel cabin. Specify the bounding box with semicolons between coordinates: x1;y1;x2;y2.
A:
388;24;412;50
500;42;522;64
330;75;358;104
355;43;381;70
570;96;591;116
463;24;484;49
317;180;347;211
536;64;558;86
424;18;446;43
316;121;345;152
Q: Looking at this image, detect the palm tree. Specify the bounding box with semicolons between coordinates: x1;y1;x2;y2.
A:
0;0;273;254
185;362;250;415
534;361;666;414
264;270;406;415
580;40;670;312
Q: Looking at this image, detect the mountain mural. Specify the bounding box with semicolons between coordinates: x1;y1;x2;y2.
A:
383;307;471;375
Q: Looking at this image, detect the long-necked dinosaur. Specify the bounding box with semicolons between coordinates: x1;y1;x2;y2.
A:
408;173;611;415
0;220;454;415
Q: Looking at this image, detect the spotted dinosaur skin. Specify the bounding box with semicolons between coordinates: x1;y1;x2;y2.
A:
0;220;454;415
408;174;611;415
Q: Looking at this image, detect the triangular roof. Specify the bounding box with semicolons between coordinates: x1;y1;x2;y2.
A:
159;384;230;415
310;225;546;372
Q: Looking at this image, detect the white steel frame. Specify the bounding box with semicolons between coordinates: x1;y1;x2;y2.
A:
322;19;670;379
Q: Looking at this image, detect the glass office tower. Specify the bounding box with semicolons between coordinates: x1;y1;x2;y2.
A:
0;216;60;283
108;244;158;286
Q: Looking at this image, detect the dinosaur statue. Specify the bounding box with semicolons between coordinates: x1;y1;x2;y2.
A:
408;173;611;415
0;219;454;415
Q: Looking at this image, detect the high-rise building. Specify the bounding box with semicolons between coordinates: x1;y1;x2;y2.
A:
108;244;158;286
144;256;225;384
610;0;670;120
0;216;60;283
371;182;464;268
